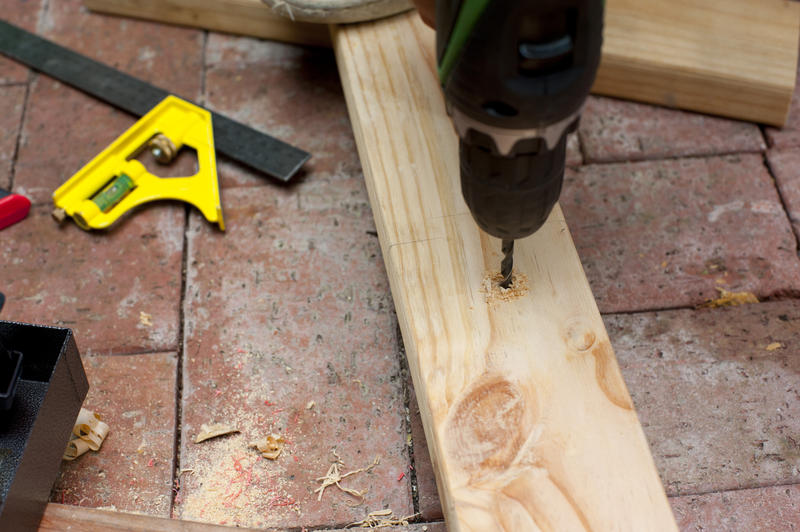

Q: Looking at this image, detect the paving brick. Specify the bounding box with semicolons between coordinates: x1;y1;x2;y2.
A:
178;182;411;529
670;485;800;532
52;352;177;516
39;0;203;99
0;84;26;189
606;300;800;496
579;96;765;163
0;203;184;354
13;77;138;203
204;34;360;187
561;154;800;312
767;148;800;238
13;1;204;203
566;132;582;168
766;58;800;149
407;377;442;521
0;0;43;84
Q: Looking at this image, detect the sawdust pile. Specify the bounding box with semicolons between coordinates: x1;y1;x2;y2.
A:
179;432;299;527
699;288;758;308
178;367;309;528
481;271;530;303
177;345;391;529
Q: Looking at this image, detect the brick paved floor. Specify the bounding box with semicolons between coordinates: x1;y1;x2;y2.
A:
2;3;800;531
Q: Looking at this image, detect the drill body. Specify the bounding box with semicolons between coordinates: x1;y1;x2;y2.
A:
436;0;603;283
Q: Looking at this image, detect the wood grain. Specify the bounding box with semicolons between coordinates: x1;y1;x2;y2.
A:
332;12;678;531
39;503;259;531
595;0;800;126
83;0;331;47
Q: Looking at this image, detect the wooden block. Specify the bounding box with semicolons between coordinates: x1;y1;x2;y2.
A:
84;0;799;126
596;0;800;126
332;12;677;532
83;0;331;47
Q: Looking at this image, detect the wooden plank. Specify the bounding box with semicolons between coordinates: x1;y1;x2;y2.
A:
85;0;799;126
39;503;260;531
332;12;678;532
83;0;331;47
595;0;800;126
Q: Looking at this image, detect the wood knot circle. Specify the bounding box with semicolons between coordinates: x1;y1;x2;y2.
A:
563;318;597;352
445;377;534;472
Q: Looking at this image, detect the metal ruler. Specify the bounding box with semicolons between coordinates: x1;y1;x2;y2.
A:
0;19;310;182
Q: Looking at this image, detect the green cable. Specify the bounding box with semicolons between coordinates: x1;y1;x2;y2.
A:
438;0;491;85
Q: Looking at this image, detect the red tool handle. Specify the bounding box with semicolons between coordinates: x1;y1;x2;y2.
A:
0;189;31;230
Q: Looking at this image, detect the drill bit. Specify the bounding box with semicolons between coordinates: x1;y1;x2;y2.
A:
500;239;514;288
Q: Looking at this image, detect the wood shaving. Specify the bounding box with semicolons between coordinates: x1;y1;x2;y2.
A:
699;288;758;308
63;438;93;461
249;433;285;460
73;408;110;450
314;451;380;502
63;408;110;460
347;508;419;528
195;423;240;444
481;271;530;303
306;400;315;410
139;311;153;326
766;342;783;351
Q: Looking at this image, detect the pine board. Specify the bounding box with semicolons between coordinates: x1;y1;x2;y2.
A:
594;0;800;126
39;503;258;531
332;11;678;532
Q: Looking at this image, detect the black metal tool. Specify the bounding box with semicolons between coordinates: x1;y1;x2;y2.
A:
0;338;22;412
0;322;88;531
0;19;310;182
436;0;603;287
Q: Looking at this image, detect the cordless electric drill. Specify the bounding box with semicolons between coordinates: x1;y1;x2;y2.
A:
436;0;603;287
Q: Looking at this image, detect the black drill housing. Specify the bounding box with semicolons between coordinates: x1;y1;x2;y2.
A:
437;0;603;240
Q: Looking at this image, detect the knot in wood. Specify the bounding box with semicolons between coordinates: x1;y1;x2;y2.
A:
446;377;534;473
563;318;596;352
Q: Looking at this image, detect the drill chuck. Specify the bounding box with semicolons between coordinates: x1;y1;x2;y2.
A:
459;131;568;240
437;0;603;241
454;107;578;240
